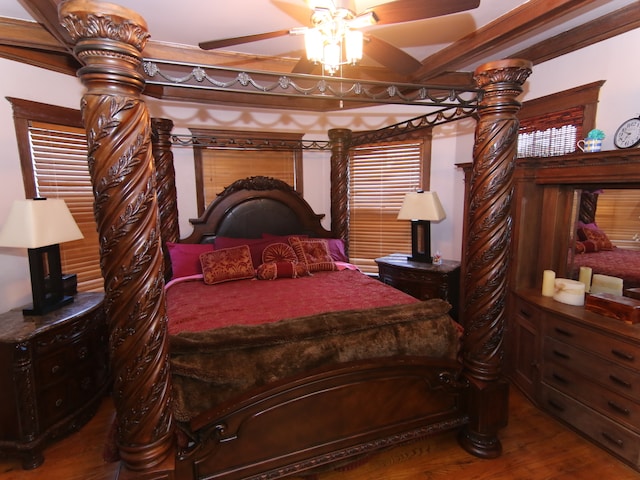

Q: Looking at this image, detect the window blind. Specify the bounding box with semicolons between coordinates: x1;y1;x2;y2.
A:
517;106;585;158
200;149;296;206
349;140;423;273
594;189;640;251
29;121;103;291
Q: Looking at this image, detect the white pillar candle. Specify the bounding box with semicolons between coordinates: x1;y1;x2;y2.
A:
553;278;586;306
542;270;556;297
578;266;592;292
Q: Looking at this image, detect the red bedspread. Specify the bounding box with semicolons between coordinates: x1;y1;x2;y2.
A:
166;269;418;334
571;247;640;290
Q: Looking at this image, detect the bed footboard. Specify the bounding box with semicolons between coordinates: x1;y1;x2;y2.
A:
174;357;467;480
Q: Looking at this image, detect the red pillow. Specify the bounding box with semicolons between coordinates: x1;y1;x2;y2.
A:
289;237;336;272
214;237;280;268
167;242;214;279
578;227;613;251
262;234;348;262
199;245;255;285
256;261;307;280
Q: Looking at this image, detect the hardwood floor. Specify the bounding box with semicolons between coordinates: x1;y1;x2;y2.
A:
0;385;636;480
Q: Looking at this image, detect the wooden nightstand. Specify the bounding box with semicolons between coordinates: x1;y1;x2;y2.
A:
0;292;109;469
376;253;461;321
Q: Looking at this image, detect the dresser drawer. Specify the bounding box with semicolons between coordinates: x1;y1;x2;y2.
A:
544;337;639;400
542;362;640;432
35;338;92;388
545;320;639;372
541;385;640;469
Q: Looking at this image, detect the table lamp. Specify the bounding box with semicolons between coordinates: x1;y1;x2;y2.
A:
397;190;446;263
0;198;84;315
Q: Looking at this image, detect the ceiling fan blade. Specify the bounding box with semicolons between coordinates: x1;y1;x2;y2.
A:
291;56;317;74
368;0;480;25
199;30;291;50
363;35;422;75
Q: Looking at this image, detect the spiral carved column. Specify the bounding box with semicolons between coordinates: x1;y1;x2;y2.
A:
458;59;532;458
59;1;174;471
151;118;179;282
329;128;352;253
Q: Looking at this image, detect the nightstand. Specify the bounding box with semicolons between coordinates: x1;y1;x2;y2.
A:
376;253;461;321
0;292;109;469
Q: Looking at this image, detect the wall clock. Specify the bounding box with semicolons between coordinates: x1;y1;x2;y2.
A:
613;116;640;149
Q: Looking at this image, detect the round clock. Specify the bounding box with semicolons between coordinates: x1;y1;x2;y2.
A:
613;116;640;149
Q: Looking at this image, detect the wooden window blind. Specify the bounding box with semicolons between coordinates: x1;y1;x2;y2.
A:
28;121;103;291
200;149;296;206
595;189;640;251
517;106;584;158
190;129;302;215
349;140;424;274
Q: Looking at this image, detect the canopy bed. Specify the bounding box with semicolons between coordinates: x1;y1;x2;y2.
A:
57;2;532;479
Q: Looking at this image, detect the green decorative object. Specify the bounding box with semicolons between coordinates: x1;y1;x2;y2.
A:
587;129;605;140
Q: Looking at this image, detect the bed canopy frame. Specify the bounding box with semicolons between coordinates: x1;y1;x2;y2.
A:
57;1;532;477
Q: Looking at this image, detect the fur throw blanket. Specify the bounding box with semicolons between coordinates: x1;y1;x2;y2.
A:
169;299;460;422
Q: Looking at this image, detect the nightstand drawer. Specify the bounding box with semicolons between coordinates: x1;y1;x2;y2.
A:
35;338;92;388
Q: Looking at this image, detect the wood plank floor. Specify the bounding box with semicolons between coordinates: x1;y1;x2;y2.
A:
0;385;636;480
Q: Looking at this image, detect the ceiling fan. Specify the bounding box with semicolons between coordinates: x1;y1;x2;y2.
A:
199;0;480;76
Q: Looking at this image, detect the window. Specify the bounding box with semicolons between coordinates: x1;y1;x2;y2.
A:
349;135;431;274
517;81;604;158
8;98;103;292
594;189;640;251
190;128;303;215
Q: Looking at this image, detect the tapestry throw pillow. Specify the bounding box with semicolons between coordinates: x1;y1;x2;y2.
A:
200;245;255;285
578;227;614;251
256;261;308;280
289;237;336;272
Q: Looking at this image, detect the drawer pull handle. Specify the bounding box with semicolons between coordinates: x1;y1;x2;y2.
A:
552;373;569;384
51;365;61;374
609;375;632;389
611;349;635;362
519;309;531;319
547;399;565;412
554;327;573;337
607;400;630;416
601;432;624;449
552;349;570;360
55;398;63;408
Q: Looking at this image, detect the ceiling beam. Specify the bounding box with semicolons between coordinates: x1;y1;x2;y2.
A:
411;0;601;82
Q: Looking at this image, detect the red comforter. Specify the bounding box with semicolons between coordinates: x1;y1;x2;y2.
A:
166;268;418;335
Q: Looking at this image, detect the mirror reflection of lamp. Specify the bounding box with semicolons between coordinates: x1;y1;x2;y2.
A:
0;198;83;316
397;190;446;263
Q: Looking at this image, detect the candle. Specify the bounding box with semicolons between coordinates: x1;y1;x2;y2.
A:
578;266;592;292
553;278;586;306
542;270;556;297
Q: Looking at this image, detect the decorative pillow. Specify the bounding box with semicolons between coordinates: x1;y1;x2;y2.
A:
578;227;613;250
575;240;598;254
215;237;290;268
167;242;214;279
262;242;298;263
325;238;348;262
199;245;255;285
289;237;336;272
256;261;307;280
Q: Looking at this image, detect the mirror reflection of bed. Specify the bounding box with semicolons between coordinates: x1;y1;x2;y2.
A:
568;187;640;294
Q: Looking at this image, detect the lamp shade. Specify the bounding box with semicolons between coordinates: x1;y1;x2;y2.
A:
397;191;446;222
0;198;83;249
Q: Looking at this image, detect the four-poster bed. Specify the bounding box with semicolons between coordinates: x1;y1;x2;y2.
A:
57;1;532;479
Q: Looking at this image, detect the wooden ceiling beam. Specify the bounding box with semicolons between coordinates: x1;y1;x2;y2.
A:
411;0;601;82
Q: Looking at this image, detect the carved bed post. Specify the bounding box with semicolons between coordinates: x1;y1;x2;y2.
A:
329;128;352;253
458;59;532;457
151;118;179;282
59;1;174;472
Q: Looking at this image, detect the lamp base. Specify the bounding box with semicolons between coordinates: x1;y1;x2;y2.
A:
407;254;433;264
23;295;74;316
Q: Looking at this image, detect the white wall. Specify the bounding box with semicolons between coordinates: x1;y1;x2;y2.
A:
1;28;638;312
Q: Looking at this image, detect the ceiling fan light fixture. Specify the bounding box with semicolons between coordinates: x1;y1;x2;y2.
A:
345;29;363;64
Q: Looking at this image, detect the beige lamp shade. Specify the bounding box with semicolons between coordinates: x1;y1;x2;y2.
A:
0;198;83;249
397;191;446;222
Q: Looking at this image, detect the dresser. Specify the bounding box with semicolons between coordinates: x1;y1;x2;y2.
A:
376;254;461;321
0;292;109;469
510;290;640;471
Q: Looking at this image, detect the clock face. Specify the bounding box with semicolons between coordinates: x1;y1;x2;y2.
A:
614;117;640;149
